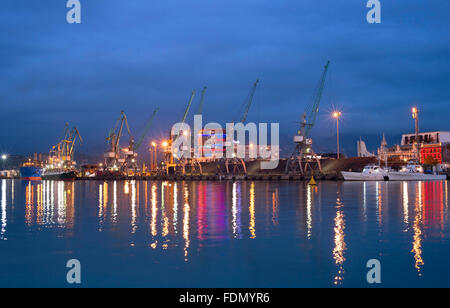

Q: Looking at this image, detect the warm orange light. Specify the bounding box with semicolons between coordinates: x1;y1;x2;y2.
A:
151;142;157;147
333;111;342;119
162;141;168;147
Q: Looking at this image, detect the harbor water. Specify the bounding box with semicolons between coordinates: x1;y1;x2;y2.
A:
0;179;449;287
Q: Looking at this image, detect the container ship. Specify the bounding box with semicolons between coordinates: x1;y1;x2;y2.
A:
20;161;43;181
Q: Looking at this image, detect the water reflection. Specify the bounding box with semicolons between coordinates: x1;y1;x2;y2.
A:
403;182;409;230
306;184;313;239
333;189;346;286
1;180;6;240
21;181;75;229
183;185;190;261
3;179;450;286
412;182;424;276
232;182;242;239
249;182;256;239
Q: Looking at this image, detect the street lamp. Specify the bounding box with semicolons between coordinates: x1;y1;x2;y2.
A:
151;141;157;171
1;154;7;160
333;111;342;159
412;107;420;161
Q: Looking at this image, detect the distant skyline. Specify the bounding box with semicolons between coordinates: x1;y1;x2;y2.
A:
1;0;449;157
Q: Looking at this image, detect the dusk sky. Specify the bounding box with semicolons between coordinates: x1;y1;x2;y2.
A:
1;0;449;157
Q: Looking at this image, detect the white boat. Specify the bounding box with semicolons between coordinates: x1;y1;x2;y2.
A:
386;161;447;181
341;165;387;181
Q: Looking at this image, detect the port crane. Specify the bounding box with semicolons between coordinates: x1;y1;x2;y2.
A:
104;111;133;173
131;108;159;174
196;86;207;116
134;108;159;152
162;90;196;175
225;79;259;175
49;124;82;168
286;61;330;175
185;86;208;175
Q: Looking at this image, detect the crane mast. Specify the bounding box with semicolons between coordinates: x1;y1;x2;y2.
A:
135;108;159;151
238;79;259;123
196;86;207;115
286;61;330;175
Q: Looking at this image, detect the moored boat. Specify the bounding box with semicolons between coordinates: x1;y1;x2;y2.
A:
386;161;446;181
341;164;387;181
20;161;43;181
20;166;43;181
42;168;77;181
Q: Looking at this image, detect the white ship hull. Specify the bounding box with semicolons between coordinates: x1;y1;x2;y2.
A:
386;172;446;181
341;171;385;181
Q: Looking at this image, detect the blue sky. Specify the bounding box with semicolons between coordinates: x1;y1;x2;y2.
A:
1;0;449;157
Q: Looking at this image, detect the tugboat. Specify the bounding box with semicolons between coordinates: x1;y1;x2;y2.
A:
42;124;82;181
341;164;387;181
20;160;43;181
386;161;446;181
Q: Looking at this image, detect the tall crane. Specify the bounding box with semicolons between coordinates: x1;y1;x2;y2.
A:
225;79;259;175
196;86;207;115
68;127;83;160
104;111;132;172
163;90;196;175
181;90;196;123
236;79;259;123
48;124;82;168
286;61;330;175
135;108;159;151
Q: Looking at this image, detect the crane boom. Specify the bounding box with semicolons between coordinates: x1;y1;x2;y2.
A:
69;127;82;157
239;79;259;123
135;108;159;151
302;60;330;138
115;111;131;151
196;86;207;115
181;90;196;124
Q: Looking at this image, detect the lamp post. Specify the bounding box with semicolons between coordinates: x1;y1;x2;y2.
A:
151;142;157;171
412;107;420;161
333;112;342;159
1;154;7;170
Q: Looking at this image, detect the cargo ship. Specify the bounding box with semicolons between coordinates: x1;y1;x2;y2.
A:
42;124;82;181
20;161;43;181
42;167;77;180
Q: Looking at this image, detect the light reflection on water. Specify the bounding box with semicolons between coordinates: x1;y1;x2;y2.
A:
0;180;449;287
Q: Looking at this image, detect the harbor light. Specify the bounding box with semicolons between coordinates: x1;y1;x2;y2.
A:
332;111;342;159
1;154;7;160
333;111;342;119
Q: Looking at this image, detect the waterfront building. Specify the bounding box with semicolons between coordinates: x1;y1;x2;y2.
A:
378;131;450;168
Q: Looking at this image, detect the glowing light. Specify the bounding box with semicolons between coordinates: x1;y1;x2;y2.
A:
1;155;7;160
151;142;157;147
332;111;342;119
162;141;168;148
333;196;346;286
306;184;313;239
249;182;256;239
